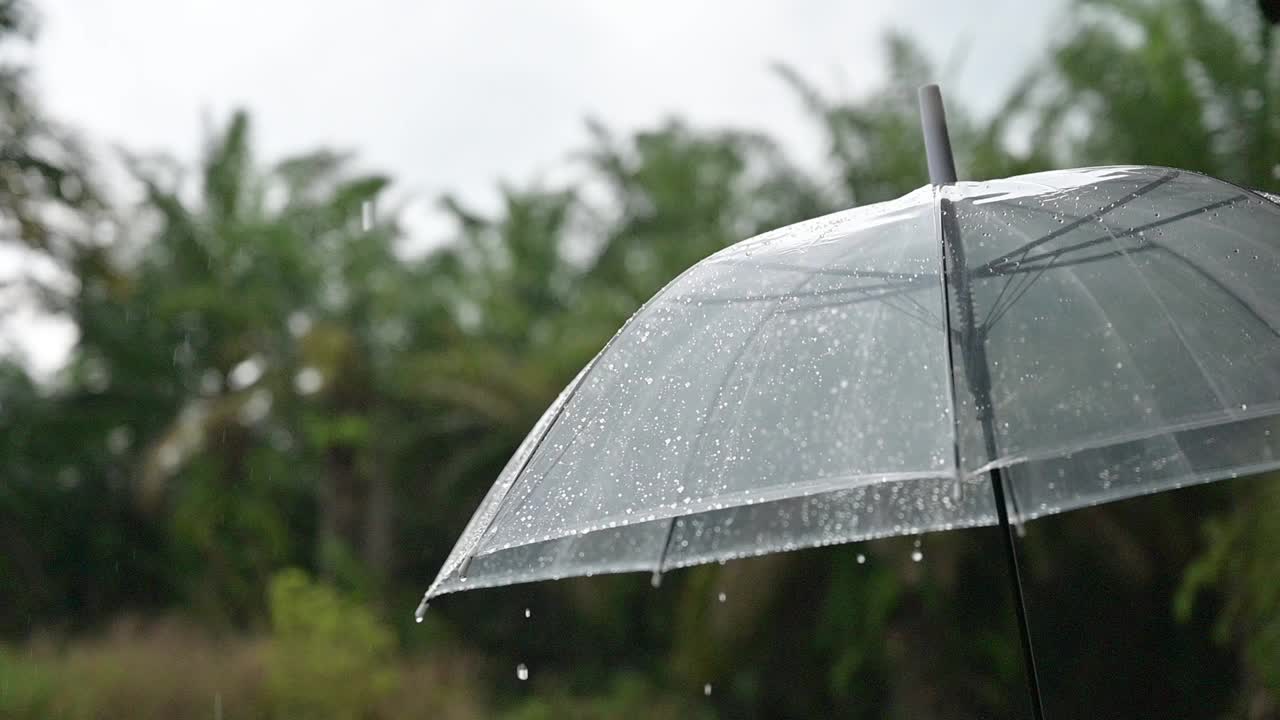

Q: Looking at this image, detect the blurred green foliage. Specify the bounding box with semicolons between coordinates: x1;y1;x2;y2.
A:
267;568;399;718
1178;474;1280;702
1;0;1278;717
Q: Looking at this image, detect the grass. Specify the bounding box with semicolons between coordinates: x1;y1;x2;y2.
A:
0;615;489;720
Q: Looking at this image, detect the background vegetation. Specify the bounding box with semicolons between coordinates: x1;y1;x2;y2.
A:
2;0;1279;717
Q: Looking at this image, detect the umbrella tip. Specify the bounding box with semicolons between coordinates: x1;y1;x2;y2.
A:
918;84;958;186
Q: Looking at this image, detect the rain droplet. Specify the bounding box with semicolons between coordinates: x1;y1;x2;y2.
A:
516;663;529;681
704;683;713;697
361;200;374;231
414;598;429;623
651;571;663;588
856;554;866;564
717;592;727;603
524;608;531;619
911;550;924;563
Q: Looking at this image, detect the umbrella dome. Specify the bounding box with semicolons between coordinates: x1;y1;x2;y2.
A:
421;163;1280;604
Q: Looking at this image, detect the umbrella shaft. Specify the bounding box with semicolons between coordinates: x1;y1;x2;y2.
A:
940;194;1047;719
989;466;1046;720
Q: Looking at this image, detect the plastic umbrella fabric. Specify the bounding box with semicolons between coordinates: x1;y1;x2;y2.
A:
422;157;1280;608
420;87;1280;716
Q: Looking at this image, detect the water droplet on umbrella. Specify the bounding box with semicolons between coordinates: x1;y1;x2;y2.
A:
704;683;713;696
414;598;429;623
651;571;663;588
516;663;529;681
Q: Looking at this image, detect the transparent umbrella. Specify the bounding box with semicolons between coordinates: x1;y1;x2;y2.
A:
419;87;1280;717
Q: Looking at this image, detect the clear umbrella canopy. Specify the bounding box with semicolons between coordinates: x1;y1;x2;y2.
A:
421;165;1280;606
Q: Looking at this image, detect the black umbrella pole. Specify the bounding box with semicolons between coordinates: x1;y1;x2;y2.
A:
966;323;1046;720
989;465;1046;720
954;228;1048;720
923;84;1046;719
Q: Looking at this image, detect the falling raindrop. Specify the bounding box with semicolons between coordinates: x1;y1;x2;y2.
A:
651;570;663;588
704;683;713;697
524;608;532;619
856;553;866;564
911;550;924;563
516;663;529;681
361;200;374;231
414;597;429;623
717;591;726;603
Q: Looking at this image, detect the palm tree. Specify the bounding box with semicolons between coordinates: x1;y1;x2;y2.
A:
64;111;413;619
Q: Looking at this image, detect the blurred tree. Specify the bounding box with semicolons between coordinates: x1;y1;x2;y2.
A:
580;118;827;306
0;0;97;256
1015;0;1279;189
1177;473;1280;718
778;33;1050;209
118;111;423;615
1;108;425;627
0;0;112;635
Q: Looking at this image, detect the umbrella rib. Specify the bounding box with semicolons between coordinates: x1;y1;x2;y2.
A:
1004;242;1280;339
978;194;1243;274
771;282;943;323
881;294;941;331
980;269;1025;329
983;243;1154;275
770;281;941;330
891;286;945;329
973;194;1266;334
977;170;1178;272
974;196;1280;339
982;266;1036;329
974;196;1063;327
985;255;1062;330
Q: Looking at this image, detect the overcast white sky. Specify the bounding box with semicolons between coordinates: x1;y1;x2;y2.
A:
11;0;1059;375
33;1;1059;213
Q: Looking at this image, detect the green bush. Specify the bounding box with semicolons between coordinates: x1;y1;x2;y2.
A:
266;568;398;719
0;646;60;719
1178;473;1280;697
501;673;714;720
